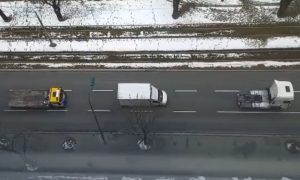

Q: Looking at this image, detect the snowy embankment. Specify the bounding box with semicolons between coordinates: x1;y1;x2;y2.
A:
1;0;300;69
0;0;299;27
4;61;300;69
1;36;300;52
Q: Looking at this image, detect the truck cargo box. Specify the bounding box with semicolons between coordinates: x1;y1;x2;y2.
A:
118;83;152;106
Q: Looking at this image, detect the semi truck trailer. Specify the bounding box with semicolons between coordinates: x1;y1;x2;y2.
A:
117;83;167;106
9;86;67;109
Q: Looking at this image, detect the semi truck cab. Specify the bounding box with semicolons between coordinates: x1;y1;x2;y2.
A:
268;80;294;109
237;80;294;110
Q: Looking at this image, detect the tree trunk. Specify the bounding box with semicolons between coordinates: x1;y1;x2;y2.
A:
172;0;180;19
277;0;293;18
0;9;12;22
53;4;64;21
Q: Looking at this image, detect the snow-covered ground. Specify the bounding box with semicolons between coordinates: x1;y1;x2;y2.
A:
0;0;299;27
0;36;299;52
5;61;300;69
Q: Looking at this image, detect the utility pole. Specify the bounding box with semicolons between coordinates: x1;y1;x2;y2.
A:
88;77;106;144
34;11;57;47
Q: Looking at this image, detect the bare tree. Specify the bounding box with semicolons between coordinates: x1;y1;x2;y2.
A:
128;107;155;151
44;0;66;21
172;0;181;19
0;9;12;22
277;0;294;17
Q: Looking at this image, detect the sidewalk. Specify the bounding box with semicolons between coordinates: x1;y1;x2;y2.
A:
1;132;300;178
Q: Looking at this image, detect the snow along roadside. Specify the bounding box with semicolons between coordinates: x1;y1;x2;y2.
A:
0;0;299;27
1;36;300;52
4;61;300;69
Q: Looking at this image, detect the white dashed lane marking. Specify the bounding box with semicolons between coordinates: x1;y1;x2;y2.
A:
173;110;197;113
214;90;240;93
4;109;27;112
92;90;114;92
175;90;197;93
88;109;111;112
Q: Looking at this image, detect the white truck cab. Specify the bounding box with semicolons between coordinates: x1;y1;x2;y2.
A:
269;80;294;109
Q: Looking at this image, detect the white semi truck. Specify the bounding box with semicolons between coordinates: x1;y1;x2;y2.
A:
117;83;167;106
237;80;294;110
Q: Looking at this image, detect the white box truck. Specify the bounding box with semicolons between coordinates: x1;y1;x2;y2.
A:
117;83;167;106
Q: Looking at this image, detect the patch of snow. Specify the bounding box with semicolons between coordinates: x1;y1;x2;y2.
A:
0;0;299;27
0;37;299;52
243;178;252;180
6;61;300;69
190;176;206;180
281;177;292;180
155;178;175;180
30;175;108;180
122;177;142;180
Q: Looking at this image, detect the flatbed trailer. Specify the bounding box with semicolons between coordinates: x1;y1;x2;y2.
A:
8;87;67;109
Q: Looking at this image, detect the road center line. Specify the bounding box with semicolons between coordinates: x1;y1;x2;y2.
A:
173;110;197;113
47;109;69;112
217;111;300;114
92;90;114;92
4;109;27;112
88;109;111;112
214;90;240;93
175;90;197;93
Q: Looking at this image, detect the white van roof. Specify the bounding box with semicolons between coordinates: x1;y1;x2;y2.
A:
118;83;151;100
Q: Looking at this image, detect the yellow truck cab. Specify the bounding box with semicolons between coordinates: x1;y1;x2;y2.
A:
49;87;67;108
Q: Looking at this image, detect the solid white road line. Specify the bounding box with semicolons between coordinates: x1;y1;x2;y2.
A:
88;109;111;112
175;90;198;93
92;90;114;92
294;91;300;93
217;111;300;114
47;109;69;112
173;110;197;113
4;109;27;112
64;90;72;92
214;90;240;93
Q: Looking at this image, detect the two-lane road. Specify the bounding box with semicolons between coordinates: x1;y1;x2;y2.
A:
1;70;300;135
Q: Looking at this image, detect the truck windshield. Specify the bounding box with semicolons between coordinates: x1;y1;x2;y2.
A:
151;86;159;102
158;90;163;103
269;81;278;101
59;90;64;104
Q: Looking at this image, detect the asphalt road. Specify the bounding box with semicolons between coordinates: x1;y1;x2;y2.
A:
1;70;300;135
